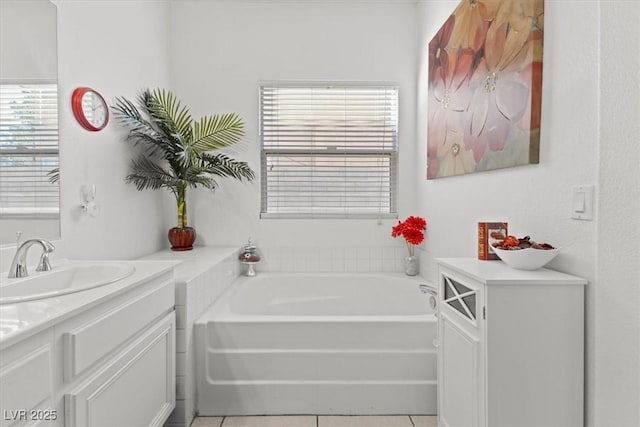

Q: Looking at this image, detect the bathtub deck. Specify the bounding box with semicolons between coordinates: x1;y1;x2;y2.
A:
192;415;437;427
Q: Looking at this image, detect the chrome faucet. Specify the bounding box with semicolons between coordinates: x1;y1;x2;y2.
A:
8;239;55;278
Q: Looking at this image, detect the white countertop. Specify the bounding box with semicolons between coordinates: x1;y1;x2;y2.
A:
0;259;179;349
436;257;588;285
138;246;238;283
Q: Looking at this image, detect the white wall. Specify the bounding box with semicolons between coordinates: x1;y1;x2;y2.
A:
53;0;172;260
416;0;598;282
594;2;640;425
417;1;639;426
169;0;418;257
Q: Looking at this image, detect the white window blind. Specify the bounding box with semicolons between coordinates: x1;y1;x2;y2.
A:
0;83;59;217
260;83;398;218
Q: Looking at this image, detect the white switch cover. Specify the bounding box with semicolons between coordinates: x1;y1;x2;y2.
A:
572;185;595;220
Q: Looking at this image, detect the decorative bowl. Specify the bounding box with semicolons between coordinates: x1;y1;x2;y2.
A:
492;247;560;270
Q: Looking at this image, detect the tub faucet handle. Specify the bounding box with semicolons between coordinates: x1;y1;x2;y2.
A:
419;284;437;310
419;284;435;295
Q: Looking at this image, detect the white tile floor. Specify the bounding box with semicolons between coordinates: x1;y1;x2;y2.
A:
191;415;437;427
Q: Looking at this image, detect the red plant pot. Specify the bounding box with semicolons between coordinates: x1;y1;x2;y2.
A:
168;227;196;251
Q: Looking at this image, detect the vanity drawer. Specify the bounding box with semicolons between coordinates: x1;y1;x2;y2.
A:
63;278;173;381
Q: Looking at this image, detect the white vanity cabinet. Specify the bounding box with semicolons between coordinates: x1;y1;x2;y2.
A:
436;258;587;427
0;262;176;427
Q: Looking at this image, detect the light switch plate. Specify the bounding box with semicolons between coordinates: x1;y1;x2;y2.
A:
572;185;595;220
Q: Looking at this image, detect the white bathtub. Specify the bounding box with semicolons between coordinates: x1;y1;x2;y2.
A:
195;273;437;416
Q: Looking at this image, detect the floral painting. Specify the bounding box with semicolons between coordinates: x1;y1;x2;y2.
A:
427;0;544;179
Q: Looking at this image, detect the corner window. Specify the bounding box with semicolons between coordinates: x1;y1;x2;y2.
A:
0;83;59;217
260;83;398;218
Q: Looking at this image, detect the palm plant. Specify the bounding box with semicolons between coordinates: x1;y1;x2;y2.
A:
112;88;255;232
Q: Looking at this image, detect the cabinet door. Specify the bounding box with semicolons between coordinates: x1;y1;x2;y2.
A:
438;271;485;427
65;312;175;427
439;312;481;427
0;330;54;427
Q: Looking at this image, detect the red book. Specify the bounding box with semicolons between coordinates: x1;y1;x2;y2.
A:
478;222;508;260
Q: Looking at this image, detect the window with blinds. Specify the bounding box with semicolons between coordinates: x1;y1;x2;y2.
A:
0;83;59;217
260;83;398;218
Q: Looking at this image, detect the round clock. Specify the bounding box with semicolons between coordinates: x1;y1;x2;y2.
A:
71;87;109;131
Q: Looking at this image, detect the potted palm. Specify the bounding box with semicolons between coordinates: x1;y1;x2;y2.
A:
112;89;255;250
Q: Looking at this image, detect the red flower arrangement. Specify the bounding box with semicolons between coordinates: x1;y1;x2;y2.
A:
392;215;427;256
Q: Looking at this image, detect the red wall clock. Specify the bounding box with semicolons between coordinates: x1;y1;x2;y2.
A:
71;87;109;131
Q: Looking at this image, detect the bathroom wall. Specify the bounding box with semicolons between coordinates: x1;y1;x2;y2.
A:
594;1;640;425
417;1;639;426
168;0;419;257
53;0;172;260
416;0;598;283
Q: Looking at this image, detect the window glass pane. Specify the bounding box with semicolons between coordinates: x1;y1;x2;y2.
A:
462;294;476;318
450;278;472;295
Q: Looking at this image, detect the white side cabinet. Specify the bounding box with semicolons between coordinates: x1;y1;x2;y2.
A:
436;258;587;427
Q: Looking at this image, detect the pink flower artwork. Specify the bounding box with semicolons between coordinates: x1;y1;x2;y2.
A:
427;0;544;179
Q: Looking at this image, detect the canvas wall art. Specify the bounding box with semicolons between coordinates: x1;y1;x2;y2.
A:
427;0;544;179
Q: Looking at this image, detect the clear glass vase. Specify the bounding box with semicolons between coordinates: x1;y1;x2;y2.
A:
405;255;419;276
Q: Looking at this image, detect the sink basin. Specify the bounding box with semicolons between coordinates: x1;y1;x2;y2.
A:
0;262;136;305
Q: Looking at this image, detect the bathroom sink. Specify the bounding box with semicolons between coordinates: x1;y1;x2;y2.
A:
0;262;136;305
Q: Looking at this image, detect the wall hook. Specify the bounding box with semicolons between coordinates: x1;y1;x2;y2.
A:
80;184;99;217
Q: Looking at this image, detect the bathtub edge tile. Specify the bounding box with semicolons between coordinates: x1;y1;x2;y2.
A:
176;374;185;400
382;259;396;272
175;281;188;306
369;246;382;260
356;247;370;259
175;305;186;329
356;258;370;272
176;352;186;376
382;246;396;260
318;257;332;272
332;256;345;272
344;258;357;272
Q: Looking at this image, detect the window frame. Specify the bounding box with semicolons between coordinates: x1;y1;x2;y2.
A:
259;81;399;219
